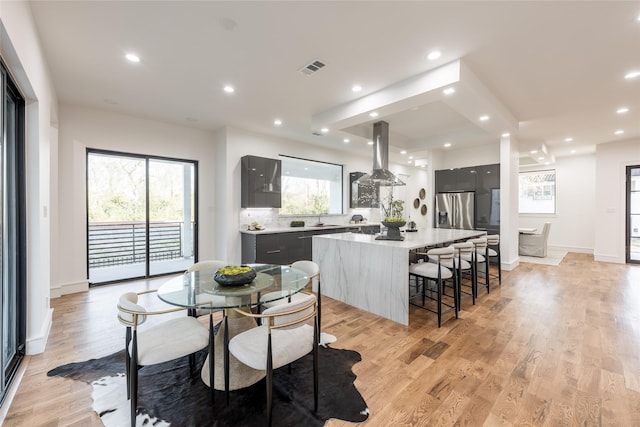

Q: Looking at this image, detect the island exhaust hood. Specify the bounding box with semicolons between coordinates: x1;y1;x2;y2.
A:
355;120;405;187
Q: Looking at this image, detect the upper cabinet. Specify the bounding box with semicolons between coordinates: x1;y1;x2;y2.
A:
349;172;379;208
241;155;282;208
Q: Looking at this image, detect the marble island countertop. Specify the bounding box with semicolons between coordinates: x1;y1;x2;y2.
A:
313;228;486;250
239;223;379;235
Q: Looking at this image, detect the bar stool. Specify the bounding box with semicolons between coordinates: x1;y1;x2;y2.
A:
451;242;476;307
486;234;501;286
409;246;457;327
468;237;490;294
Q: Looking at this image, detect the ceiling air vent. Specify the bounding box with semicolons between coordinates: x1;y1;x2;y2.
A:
298;59;327;76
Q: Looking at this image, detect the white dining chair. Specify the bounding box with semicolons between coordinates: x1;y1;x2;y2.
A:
117;290;210;426
228;293;319;426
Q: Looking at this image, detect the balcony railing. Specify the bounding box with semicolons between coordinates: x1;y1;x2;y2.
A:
88;221;192;269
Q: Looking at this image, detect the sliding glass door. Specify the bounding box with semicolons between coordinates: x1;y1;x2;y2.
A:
627;166;640;264
0;61;26;404
87;150;197;284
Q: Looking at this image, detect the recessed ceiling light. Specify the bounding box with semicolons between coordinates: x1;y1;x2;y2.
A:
624;71;640;79
367;140;374;145
615;129;625;135
320;127;329;133
274;119;282;126
352;85;362;92
616;107;630;114
544;162;550;166
564;137;573;142
400;150;407;154
530;150;538;154
479;115;490;121
125;53;140;63
538;156;544;160
369;112;379;118
444;142;452;148
407;160;412;164
571;149;576;154
427;50;442;61
223;85;235;93
501;132;510;138
343;138;350;143
443;87;455;95
420;164;426;168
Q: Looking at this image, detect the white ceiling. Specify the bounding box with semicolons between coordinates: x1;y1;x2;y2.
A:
29;1;640;166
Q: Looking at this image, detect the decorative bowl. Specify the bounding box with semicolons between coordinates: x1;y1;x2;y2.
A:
382;220;406;228
214;266;257;286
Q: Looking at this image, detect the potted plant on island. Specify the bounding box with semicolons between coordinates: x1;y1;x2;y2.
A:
379;188;405;240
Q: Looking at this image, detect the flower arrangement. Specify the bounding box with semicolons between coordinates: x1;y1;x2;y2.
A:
380;187;404;222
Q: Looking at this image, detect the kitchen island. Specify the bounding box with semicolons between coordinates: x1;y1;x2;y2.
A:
313;228;485;325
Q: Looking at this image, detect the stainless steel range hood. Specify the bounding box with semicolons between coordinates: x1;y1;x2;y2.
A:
355;120;405;187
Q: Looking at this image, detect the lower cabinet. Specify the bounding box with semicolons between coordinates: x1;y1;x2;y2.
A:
241;226;379;264
242;231;311;264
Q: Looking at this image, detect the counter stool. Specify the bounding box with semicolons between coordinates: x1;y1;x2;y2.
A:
451;242;476;307
409;246;457;327
486;234;502;286
468;237;490;294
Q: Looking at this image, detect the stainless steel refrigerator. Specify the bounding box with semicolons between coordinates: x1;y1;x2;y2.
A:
435;192;475;230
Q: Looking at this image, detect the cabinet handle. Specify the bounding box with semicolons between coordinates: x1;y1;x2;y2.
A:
298;236;312;239
266;250;281;254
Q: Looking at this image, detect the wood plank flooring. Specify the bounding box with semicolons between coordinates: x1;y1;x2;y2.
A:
4;253;640;426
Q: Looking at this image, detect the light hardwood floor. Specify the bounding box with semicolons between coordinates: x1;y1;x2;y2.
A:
4;253;640;426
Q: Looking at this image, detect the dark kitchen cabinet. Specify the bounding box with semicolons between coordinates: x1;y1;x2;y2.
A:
241;155;281;208
475;164;500;234
242;232;309;264
435;163;500;235
241;225;379;264
435;168;477;193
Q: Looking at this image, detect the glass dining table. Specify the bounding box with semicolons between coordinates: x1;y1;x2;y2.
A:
157;263;310;391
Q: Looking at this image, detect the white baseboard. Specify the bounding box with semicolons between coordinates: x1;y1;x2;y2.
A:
594;254;625;264
548;245;593;254
0;355;30;424
51;279;89;298
501;258;519;271
26;308;53;355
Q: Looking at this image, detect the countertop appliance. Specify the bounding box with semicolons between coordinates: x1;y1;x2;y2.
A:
435;191;475;230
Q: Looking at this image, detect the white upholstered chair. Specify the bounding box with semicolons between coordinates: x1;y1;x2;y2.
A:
467;236;490;294
228;293;319;427
451;242;476;306
486;234;502;285
117;290;210;427
519;223;551;257
409;246;457;327
260;260;322;339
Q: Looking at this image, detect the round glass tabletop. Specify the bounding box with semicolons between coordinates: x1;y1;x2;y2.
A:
157;263;310;309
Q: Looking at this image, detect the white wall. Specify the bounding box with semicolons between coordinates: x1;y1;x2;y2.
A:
56;105;218;294
519;153;596;253
1;2;58;354
595;138;640;263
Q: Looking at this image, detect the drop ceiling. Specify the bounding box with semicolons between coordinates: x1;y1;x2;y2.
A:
28;1;640;166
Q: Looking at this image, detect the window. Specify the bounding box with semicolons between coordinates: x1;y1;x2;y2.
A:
519;169;556;214
279;156;343;215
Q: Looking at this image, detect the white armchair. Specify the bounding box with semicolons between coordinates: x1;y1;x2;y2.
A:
519;223;551;257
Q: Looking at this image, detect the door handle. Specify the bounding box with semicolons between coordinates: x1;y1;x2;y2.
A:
266;249;281;254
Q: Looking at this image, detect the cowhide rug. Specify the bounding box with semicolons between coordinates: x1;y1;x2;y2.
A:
48;345;369;427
